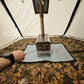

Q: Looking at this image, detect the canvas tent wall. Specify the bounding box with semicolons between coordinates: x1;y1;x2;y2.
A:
0;0;84;49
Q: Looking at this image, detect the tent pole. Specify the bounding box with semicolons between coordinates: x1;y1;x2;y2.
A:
39;0;45;37
63;0;81;36
1;0;23;37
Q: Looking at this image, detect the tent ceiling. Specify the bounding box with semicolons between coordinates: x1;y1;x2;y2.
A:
0;0;84;48
3;0;77;36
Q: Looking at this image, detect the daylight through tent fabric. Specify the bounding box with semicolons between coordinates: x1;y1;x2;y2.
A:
0;0;84;48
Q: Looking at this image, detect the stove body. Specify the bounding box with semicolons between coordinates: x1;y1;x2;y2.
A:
36;34;50;56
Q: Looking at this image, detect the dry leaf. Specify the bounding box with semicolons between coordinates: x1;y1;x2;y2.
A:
12;77;17;81
64;68;67;72
55;72;61;79
19;69;23;73
30;65;34;69
79;48;83;51
0;76;6;82
66;63;71;66
14;69;22;77
38;74;41;82
51;77;58;84
60;75;65;78
33;79;36;84
70;66;75;71
67;73;73;79
56;75;61;79
37;67;40;71
73;80;78;84
80;80;84;84
60;78;64;84
44;62;50;67
42;69;47;73
31;71;35;76
47;64;52;68
58;64;62;68
64;68;71;73
12;64;16;69
41;79;44;84
41;72;44;79
18;80;21;84
56;71;60;76
14;73;18;77
79;65;82;70
20;78;28;84
72;73;77;77
67;68;71;72
53;65;58;68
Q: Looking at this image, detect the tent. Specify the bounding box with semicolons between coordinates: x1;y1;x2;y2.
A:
0;0;84;83
0;0;84;49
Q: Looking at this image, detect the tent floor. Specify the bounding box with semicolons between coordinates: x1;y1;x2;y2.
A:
0;36;84;84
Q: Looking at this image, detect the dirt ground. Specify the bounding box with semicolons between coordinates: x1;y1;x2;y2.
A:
0;36;84;84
